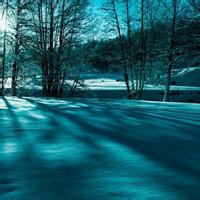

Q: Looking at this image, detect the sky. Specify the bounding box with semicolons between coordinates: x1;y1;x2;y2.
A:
87;0;140;40
86;0;131;40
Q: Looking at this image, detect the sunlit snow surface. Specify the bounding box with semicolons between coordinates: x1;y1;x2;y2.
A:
0;97;200;200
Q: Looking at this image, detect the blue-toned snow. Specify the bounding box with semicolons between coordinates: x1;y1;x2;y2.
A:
0;97;200;199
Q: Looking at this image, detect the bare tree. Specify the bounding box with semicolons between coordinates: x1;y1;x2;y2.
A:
9;0;33;96
0;0;8;96
136;0;147;99
163;0;179;102
28;0;89;97
103;0;132;98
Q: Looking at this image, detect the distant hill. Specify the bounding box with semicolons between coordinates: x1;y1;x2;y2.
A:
172;67;200;87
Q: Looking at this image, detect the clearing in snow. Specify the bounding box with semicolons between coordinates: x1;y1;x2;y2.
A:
0;97;200;199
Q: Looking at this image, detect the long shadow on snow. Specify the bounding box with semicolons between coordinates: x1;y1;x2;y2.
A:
0;101;113;199
23;98;200;174
0;163;19;197
0;145;112;200
2;97;24;138
22;98;200;199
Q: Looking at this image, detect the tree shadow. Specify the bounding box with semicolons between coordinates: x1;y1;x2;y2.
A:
22;97;200;198
1;97;199;199
2;97;23;135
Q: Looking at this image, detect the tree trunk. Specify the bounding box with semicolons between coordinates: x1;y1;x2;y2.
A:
48;0;55;97
11;0;20;96
163;0;177;102
137;0;146;100
12;62;17;96
112;0;131;98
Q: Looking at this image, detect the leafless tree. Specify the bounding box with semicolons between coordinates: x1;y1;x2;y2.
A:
163;0;180;102
29;0;89;97
103;0;133;98
8;0;33;96
0;0;8;95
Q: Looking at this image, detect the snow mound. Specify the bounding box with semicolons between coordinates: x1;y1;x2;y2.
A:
172;67;200;86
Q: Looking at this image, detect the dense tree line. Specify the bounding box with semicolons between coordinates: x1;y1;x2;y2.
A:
98;0;200;100
83;18;199;78
0;0;89;97
0;0;199;101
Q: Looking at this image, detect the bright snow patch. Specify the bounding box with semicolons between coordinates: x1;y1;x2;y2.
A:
0;97;199;199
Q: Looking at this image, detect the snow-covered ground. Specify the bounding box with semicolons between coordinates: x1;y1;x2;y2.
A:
84;80;200;90
78;68;200;102
171;67;200;86
2;67;200;90
0;97;200;199
1;67;200;102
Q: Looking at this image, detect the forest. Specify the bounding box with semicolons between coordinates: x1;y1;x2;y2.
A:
0;0;199;101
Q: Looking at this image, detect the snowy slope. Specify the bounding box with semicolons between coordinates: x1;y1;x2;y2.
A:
172;67;200;86
1;69;199;102
0;97;200;200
